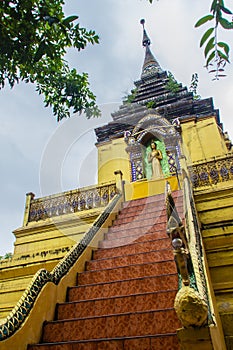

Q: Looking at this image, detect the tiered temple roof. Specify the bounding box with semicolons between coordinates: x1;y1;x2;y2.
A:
95;20;219;144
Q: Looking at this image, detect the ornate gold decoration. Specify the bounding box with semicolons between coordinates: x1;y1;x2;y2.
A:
165;181;190;286
174;286;208;328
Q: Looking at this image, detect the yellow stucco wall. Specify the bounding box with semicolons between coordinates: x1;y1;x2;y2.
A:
181;116;228;163
97;138;131;184
0;207;103;319
125;176;179;201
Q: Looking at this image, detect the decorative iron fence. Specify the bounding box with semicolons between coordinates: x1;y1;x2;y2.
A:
188;154;233;188
28;182;117;222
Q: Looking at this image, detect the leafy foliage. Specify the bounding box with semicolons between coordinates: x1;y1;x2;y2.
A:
165;72;180;94
146;100;157;108
195;0;233;80
0;252;13;260
123;88;137;104
147;0;232;80
0;0;100;120
189;73;201;100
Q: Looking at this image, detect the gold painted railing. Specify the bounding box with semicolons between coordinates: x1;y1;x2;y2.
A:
188;154;233;188
28;182;117;222
168;169;227;348
165;178;209;328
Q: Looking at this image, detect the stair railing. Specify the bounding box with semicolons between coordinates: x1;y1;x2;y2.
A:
165;167;226;349
0;193;122;342
165;181;190;287
23;182;117;225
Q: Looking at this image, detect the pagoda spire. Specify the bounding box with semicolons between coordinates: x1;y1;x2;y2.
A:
140;19;163;77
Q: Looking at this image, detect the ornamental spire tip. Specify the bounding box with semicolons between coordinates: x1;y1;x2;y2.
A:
139;19;163;77
140;19;145;28
141;19;151;47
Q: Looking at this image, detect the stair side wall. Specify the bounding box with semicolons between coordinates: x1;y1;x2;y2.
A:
0;196;123;350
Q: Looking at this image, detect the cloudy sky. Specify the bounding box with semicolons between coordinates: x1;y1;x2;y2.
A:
0;0;233;255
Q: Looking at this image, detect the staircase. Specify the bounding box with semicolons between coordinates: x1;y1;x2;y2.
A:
28;191;183;350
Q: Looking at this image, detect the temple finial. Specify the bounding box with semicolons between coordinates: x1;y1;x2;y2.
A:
140;19;151;47
140;19;163;77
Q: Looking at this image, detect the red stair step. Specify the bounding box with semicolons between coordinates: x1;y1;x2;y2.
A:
99;230;168;249
122;191;182;209
93;237;171;260
121;199;183;215
115;204;183;224
117;208;183;224
107;221;167;234
121;194;167;209
68;274;178;302
57;290;177;319
105;227;166;241
118;206;170;217
113;212;168;225
42;309;180;343
120;202;166;215
86;248;173;271
78;260;176;285
109;217;167;231
28;334;180;350
28;191;183;350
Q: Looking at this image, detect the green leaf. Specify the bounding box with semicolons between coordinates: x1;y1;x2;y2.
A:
44;16;59;26
62;15;79;27
219;17;233;29
45;43;55;59
206;50;215;66
200;27;214;47
211;0;218;12
34;41;47;62
220;6;232;15
195;15;214;27
217;50;230;63
217;41;230;55
204;37;215;57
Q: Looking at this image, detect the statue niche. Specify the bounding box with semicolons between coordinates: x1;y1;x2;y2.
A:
146;140;163;179
143;138;171;180
124;111;180;182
